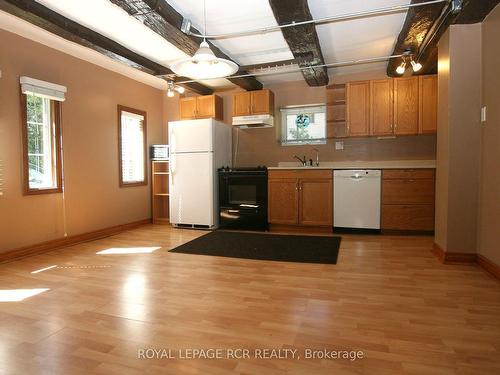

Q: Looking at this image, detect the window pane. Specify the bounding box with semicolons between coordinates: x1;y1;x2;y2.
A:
120;111;145;184
26;95;56;189
282;107;326;145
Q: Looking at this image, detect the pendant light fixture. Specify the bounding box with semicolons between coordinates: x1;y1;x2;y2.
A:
170;0;238;80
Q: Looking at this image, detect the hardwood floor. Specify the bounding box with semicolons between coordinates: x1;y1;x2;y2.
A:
0;225;499;374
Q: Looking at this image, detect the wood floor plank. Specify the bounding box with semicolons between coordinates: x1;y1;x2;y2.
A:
0;224;499;374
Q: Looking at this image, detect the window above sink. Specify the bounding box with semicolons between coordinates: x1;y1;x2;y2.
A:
280;104;326;146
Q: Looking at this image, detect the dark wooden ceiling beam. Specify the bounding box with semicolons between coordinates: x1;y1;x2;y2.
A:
387;0;500;77
268;0;329;86
109;0;263;91
0;0;212;95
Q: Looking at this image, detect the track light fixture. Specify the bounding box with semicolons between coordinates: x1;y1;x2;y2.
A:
395;51;422;74
166;80;185;97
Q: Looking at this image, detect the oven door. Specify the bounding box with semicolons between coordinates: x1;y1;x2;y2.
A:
219;173;267;211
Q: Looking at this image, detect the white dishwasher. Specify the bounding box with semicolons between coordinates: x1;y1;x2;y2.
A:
333;170;381;229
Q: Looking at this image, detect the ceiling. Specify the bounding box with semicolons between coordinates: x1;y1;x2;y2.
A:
6;0;412;90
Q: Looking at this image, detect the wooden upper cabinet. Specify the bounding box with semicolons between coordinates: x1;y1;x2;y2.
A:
346;81;370;136
232;89;274;117
233;92;251;116
179;95;222;121
268;178;299;225
251;90;274;114
394;77;419;135
179;97;197;120
370;79;394;136
299;179;333;226
418;75;438;134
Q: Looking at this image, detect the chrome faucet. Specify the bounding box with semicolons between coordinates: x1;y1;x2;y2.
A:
312;148;319;167
293;155;307;166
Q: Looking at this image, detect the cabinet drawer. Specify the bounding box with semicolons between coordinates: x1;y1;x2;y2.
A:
268;169;332;180
382;178;435;204
382;204;434;231
382;169;435;180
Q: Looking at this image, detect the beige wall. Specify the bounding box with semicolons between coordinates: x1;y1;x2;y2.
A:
435;29;451;251
209;70;437;167
478;5;500;265
435;22;492;256
0;29;168;252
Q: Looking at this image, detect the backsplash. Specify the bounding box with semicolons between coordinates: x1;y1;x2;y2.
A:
232;127;436;167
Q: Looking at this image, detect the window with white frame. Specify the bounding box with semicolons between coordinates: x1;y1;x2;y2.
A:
118;106;147;186
20;75;66;195
281;105;327;145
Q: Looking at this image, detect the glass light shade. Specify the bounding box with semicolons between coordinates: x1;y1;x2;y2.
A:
167;89;174;97
411;60;422;72
396;62;406;75
170;41;238;79
175;86;185;94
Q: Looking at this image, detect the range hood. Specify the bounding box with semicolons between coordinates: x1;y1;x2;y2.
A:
232;114;274;128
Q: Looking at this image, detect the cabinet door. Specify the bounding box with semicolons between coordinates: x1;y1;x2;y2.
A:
251;90;273;114
382;179;435;205
179;97;197;120
418;75;437;134
346;81;370;136
370;79;394;135
196;95;215;119
394;77;419;135
299;178;333;226
233;92;251;116
382;204;434;231
268;178;299;224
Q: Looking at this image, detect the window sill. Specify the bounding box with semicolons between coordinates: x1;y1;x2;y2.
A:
24;187;62;195
119;181;147;188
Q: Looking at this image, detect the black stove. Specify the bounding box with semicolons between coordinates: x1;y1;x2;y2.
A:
218;166;268;230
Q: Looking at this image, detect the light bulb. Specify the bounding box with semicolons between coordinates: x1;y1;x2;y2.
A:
167;89;174;98
175;86;185;94
411;60;422;72
396;62;406;75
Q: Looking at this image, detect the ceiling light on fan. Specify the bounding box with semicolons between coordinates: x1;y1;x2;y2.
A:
411;60;422;72
170;0;238;80
396;61;406;75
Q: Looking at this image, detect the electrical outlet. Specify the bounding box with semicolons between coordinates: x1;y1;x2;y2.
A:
481;106;487;123
335;141;344;150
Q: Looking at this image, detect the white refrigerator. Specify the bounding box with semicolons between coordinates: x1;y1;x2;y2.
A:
168;119;232;229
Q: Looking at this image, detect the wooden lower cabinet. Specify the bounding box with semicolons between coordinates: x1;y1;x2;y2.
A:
268;178;299;224
381;169;435;232
382;204;434;231
299;179;332;226
268;170;333;229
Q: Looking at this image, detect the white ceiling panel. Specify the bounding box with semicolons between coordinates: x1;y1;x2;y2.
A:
167;0;294;66
34;0;233;88
309;0;409;75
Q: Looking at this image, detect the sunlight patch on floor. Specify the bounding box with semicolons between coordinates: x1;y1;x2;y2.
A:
96;247;161;255
0;288;50;302
31;265;57;274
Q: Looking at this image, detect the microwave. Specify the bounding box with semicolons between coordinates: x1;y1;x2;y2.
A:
150;145;169;160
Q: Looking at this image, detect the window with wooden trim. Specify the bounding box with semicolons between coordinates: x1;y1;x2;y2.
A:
21;93;63;194
118;106;147;187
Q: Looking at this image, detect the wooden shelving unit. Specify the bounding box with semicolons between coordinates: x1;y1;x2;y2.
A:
151;160;169;224
326;83;348;138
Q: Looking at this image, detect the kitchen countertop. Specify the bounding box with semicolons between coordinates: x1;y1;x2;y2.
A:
268;160;436;170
